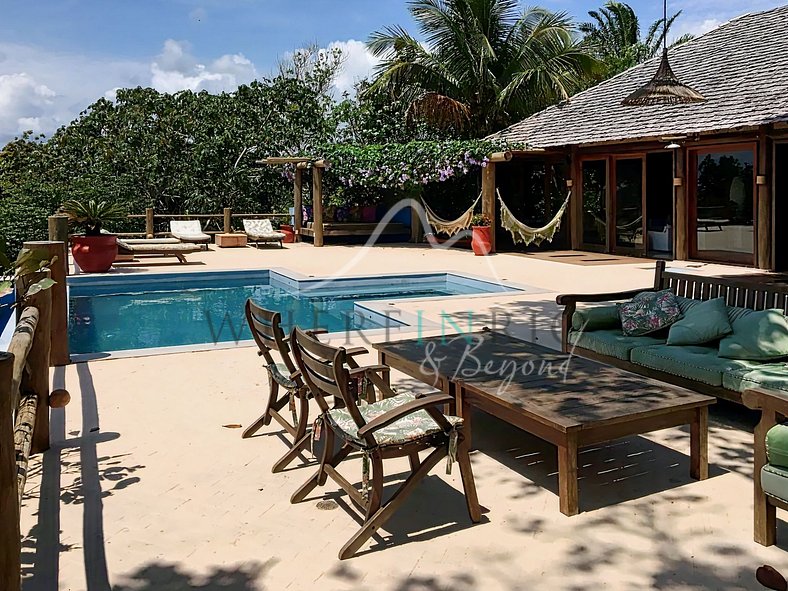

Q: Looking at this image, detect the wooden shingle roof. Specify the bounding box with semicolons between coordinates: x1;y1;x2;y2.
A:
488;5;788;148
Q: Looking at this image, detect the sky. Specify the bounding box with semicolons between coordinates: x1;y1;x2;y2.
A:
0;0;784;144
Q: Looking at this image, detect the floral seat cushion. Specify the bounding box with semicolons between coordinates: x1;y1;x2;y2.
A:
327;392;462;447
268;362;298;390
244;219;286;238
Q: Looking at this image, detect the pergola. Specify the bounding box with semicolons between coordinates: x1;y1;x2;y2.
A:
260;150;516;251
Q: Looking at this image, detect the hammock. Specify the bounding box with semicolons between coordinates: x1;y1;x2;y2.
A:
422;193;481;236
498;190;570;246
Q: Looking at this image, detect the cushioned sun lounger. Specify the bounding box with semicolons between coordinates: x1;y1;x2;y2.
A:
116;238;201;263
243;219;286;248
170;220;211;248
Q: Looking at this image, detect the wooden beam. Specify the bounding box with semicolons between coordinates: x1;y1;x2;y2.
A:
488;151;513;163
24;273;51;454
482;162;497;253
674;148;688;260
757;129;772;270
258;156;313;165
313;159;330;169
0;352;21;591
7;307;38;413
293;167;303;242
312;166;324;247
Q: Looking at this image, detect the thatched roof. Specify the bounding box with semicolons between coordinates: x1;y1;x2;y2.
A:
488;5;788;148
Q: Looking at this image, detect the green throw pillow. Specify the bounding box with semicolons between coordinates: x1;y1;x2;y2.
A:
571;305;621;331
667;297;732;346
619;290;682;336
718;308;788;360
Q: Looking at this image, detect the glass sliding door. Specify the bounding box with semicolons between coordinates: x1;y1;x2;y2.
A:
614;157;644;251
581;159;608;248
690;145;755;264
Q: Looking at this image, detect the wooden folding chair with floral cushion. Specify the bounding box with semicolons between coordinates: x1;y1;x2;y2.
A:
289;326;481;560
243;299;369;473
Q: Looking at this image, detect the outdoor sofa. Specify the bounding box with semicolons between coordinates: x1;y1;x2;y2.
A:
170;220;211;249
557;261;788;405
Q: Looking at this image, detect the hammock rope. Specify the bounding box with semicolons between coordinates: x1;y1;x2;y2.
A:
498;190;571;246
422;193;481;236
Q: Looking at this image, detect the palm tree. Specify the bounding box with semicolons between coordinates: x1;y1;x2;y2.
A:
366;0;598;137
580;1;693;78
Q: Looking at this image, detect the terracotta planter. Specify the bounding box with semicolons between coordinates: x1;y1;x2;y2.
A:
71;235;118;273
280;224;296;243
471;226;492;256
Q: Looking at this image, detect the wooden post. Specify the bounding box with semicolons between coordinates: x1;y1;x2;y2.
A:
223;208;232;234
482;162;497;253
312;166;324;248
757;130;772;270
47;214;68;245
294;167;303;242
674;148;688;260
410;193;422;243
570;148;582;250
24;241;68;366
0;352;21;591
145;208;154;239
17;272;52;453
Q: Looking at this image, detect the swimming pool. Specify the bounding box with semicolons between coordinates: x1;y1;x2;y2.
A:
67;269;524;356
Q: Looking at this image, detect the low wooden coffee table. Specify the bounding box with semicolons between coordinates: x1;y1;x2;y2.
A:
374;331;715;516
215;233;247;248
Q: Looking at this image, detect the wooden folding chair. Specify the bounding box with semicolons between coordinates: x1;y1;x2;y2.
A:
243;299;369;472
289;327;481;559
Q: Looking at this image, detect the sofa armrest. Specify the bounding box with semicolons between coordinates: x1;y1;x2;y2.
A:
743;387;788;415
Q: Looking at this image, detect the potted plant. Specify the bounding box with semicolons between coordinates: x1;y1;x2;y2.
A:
61;198;126;273
470;214;493;256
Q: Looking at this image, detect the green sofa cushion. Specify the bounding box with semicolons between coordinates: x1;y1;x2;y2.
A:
571;305;621;332
630;344;750;386
568;329;666;361
676;296;701;315
762;464;788;503
722;362;788;394
719;309;788;360
667;297;732;346
766;423;788;468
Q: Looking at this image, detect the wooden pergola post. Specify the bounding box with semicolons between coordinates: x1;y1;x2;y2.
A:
293;166;304;242
312;165;324;248
481;152;511;255
0;351;21;591
145;208;155;239
223;208;232;234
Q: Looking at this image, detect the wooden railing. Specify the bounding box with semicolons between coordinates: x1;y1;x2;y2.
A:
122;208;290;238
0;241;70;590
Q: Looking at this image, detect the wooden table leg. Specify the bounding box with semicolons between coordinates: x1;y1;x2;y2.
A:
558;431;579;516
690;405;709;480
459;388;474;451
378;351;391;387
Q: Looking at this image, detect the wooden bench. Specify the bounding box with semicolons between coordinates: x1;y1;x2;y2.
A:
557;260;788;404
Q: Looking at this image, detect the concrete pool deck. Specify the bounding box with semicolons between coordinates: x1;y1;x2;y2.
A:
20;243;788;590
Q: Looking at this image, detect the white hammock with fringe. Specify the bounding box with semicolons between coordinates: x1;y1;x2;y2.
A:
423;193;481;236
498;190;570;246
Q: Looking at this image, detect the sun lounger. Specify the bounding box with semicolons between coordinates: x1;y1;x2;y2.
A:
243;219;286;248
115;238;201;263
170;220;211;248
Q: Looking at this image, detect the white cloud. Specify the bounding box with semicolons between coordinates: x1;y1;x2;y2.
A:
327;39;380;97
674;17;723;38
150;39;257;94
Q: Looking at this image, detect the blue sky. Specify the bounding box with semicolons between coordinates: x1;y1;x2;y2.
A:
0;0;784;143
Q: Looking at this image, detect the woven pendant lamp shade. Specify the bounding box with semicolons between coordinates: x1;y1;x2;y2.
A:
622;48;706;106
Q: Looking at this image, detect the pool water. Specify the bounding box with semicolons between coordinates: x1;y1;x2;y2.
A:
68;270;520;355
